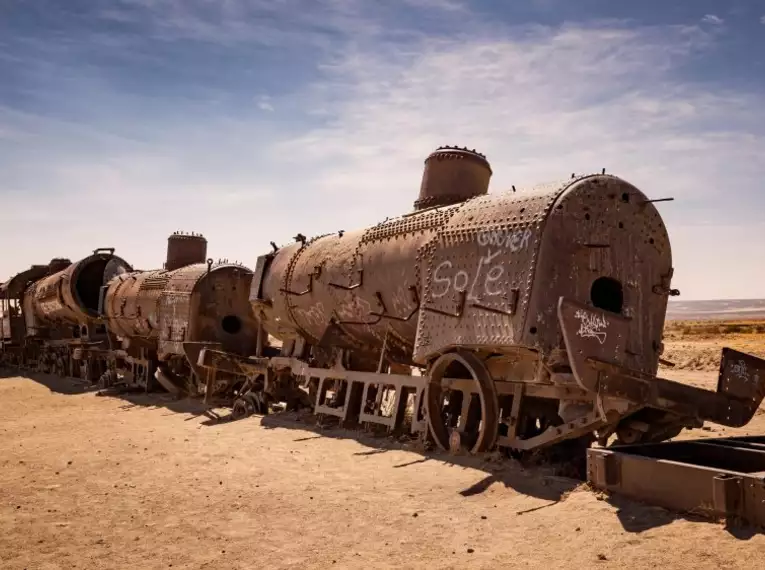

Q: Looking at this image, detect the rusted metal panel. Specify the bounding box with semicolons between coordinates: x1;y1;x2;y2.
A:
102;270;167;340
249;253;273;303
157;264;203;358
257;206;458;361
557;297;631;392
528;176;672;375
414;183;562;361
717;347;765;402
156;262;257;360
587;437;765;527
558;298;765;428
30;250;132;328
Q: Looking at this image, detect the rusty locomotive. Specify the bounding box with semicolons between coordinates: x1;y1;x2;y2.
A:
0;233;258;399
2;145;764;458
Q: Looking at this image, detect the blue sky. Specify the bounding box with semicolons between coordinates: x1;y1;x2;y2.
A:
1;0;764;300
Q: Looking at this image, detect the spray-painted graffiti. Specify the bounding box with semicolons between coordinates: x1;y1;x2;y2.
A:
731;360;749;382
477;228;532;252
389;285;415;319
429;228;533;305
574;309;609;344
294;302;327;331
334;296;375;330
432;249;505;300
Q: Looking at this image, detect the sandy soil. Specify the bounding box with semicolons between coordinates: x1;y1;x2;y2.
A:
2;326;765;569
661;320;765;372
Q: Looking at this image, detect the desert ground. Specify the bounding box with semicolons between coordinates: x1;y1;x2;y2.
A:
2;320;765;569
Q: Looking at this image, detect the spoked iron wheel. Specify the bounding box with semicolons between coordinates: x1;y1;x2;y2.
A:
425;350;499;454
232;392;269;420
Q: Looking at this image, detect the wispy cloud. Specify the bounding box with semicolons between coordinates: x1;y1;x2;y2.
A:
1;2;764;300
257;95;275;112
701;14;724;25
284;22;760;206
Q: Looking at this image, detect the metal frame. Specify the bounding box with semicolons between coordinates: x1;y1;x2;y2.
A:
588;436;765;526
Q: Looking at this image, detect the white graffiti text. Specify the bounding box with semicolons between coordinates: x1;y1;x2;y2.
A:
574;309;609;344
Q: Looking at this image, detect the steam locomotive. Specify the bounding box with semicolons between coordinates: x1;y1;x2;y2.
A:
0;234;257;399
3;145;764;456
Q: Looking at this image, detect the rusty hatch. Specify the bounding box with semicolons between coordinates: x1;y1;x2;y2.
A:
587;436;765;527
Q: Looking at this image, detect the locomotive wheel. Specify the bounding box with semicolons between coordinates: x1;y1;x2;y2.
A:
232;398;252;420
232;392;268;420
245;392;269;415
425;350;499;454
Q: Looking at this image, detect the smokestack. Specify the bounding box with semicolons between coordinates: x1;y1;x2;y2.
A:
165;232;208;271
414;146;492;210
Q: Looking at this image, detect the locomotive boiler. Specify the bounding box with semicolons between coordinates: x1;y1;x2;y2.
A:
99;232;259;396
199;145;765;456
18;250;133;378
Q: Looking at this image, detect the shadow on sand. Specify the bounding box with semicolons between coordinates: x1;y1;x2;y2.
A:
0;367;221;422
1;367;99;396
3;367;761;539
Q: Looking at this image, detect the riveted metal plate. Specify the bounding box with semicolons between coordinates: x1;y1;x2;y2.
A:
413;179;577;362
525;175;673;375
259;205;462;360
157;263;208;357
360;206;460;244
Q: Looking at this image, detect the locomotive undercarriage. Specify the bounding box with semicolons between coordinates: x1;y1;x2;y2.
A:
195;298;765;462
195;348;680;460
4;334;112;384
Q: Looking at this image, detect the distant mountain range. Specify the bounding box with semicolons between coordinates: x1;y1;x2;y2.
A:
666;299;765;321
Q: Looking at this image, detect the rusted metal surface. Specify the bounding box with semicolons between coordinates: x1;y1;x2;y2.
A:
1;265;47;345
558;298;765;431
165;232;208;271
240;146;719;455
102;269;169;341
26;249;132;332
96;234;259;394
415;174;670;368
0;263;58;298
587;436;765;526
2;145;764;472
414;146;492;210
156;262;257;360
255;207;459;363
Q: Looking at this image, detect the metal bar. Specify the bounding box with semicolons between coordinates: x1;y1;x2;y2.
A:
587;438;765;527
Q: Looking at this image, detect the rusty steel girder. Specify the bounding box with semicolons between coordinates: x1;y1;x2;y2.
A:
588;436;765;527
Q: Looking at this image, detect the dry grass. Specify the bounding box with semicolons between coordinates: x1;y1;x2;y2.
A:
664;319;765;339
660;319;765;372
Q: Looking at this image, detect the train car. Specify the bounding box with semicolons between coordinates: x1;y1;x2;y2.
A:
98;232;260;398
11;250;133;379
0;262;55;367
197;145;765;456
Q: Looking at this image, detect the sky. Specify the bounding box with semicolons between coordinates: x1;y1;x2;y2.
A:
1;0;764;301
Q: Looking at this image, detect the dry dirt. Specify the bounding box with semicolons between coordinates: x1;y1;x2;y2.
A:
661;320;765;372
2;322;765;569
